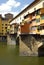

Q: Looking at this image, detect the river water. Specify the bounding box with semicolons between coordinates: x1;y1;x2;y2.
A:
0;44;44;65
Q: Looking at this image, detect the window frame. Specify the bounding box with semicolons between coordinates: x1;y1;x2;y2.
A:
41;15;44;20
36;18;40;22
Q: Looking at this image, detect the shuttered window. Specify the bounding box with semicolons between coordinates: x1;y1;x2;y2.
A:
36;10;40;15
36;18;40;22
41;15;44;20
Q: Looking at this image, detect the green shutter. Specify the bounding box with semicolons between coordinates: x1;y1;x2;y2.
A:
36;18;40;22
41;15;44;20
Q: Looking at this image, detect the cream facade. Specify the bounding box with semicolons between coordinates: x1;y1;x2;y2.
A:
9;24;15;34
10;0;44;25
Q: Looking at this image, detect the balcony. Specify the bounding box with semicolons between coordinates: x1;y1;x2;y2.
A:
40;23;44;26
24;14;32;23
31;20;37;27
32;16;36;20
40;14;44;24
32;12;36;20
40;8;44;15
24;18;30;23
29;26;37;34
40;30;44;35
40;24;44;35
40;20;44;24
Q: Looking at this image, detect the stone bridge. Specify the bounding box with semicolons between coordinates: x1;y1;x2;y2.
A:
7;33;44;56
19;34;44;56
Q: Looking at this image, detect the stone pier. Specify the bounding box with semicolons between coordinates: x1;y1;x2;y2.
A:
19;34;44;56
7;34;17;45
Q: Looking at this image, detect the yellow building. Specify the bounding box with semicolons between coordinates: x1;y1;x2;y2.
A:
2;18;9;36
35;8;44;35
0;13;13;36
0;15;2;35
30;8;44;35
23;8;44;35
39;8;44;35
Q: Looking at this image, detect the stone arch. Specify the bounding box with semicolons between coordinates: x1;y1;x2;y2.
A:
38;45;44;57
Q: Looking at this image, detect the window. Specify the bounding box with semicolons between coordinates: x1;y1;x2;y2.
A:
5;24;7;26
36;10;40;15
37;26;40;31
31;26;36;30
33;13;35;16
41;15;44;20
40;26;44;30
2;30;4;32
36;18;40;22
2;33;3;35
5;27;7;29
2;24;4;26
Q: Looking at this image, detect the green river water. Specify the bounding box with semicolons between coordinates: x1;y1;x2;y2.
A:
0;44;44;65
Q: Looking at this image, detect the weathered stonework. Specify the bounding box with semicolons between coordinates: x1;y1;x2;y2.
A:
19;34;43;56
7;34;17;45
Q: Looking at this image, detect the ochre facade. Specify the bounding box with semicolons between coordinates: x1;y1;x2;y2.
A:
0;14;13;36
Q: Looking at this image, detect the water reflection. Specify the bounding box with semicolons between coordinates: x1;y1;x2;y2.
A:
0;44;44;65
38;57;44;65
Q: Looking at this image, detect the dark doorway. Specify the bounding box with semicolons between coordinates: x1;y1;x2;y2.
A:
38;45;44;57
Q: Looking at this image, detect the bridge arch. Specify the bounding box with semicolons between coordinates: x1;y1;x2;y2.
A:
38;45;44;57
